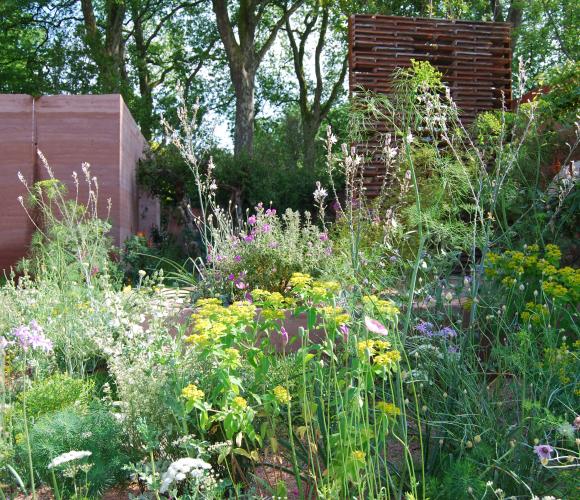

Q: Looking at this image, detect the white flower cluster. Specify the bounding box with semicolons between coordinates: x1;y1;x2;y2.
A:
159;457;212;494
48;450;92;469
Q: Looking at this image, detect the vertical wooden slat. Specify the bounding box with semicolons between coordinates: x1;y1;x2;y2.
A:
349;15;512;197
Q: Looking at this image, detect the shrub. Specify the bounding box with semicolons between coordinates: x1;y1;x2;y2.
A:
18;402;129;495
17;373;94;420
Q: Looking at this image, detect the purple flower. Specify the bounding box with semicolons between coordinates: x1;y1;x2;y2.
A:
534;444;554;462
320;233;329;241
389;255;398;263
244;234;255;243
339;324;349;342
262;224;271;233
324;247;332;256
447;345;459;354
265;208;276;216
415;321;434;336
280;327;289;346
12;322;52;353
235;281;247;290
227;273;235;281
365;317;388;336
438;326;457;338
248;215;257;225
234;255;242;262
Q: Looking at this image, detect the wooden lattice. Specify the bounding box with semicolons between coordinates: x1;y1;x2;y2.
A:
348;14;512;196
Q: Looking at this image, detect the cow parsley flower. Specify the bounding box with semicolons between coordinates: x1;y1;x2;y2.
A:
48;450;92;469
159;457;212;494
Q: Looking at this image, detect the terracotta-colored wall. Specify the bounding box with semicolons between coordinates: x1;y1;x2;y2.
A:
0;95;35;274
0;94;157;273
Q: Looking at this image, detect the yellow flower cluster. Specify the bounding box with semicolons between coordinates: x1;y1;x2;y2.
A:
351;450;366;462
288;272;313;288
374;350;402;368
362;295;400;320
187;298;256;346
520;302;549;324
273;385;291;404
288;273;341;300
376;401;401;417
233;396;248;410
222;347;241;368
182;383;204;403
357;339;400;372
320;305;350;325
486;244;579;302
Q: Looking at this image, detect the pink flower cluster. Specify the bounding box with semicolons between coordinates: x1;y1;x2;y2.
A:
9;320;53;353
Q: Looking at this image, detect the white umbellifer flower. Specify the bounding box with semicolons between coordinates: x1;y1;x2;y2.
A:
48;450;92;469
159;458;212;494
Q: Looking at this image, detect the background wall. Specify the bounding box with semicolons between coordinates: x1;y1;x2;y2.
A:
0;94;159;273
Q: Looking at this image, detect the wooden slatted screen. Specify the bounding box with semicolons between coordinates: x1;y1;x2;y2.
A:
348;14;512;196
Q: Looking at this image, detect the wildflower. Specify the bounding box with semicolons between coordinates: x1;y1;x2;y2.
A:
339;324;349;342
279;326;289;346
12;321;52;353
48;450;92;469
444;291;453;302
474;435;482;444
181;384;204;403
244;233;255;243
357;340;376;356
234;255;242;262
233;396;248;410
273;385;291;405
351;450;366;462
365;317;388;335
534;444;554;464
313;181;328;203
248;215;257;225
438;326;457;338
138;269;146;278
415;321;434;336
376;401;401;417
319;233;329;241
0;337;9;350
227;273;235;281
373;350;401;369
265;208;276;216
159;458;211;494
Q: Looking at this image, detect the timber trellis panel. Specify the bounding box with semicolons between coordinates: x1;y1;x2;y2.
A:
348;14;512;196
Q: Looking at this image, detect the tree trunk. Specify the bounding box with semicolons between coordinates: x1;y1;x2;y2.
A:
131;3;153;140
232;63;255;157
302;116;319;170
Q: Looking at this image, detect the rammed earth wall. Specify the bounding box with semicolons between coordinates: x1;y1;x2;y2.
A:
0;94;159;272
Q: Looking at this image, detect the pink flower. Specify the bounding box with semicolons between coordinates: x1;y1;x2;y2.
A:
227;273;235;281
234;255;242;262
534;444;554;462
248;215;257;225
339;324;349;342
265;208;276;216
280;327;289;346
244;234;255;243
262;224;271;233
320;233;329;241
364;317;388;336
235;281;247;290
